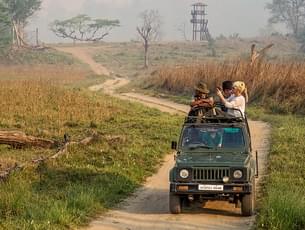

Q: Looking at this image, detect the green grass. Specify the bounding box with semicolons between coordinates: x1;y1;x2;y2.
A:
0;50;184;229
247;107;305;230
0;83;182;229
0;87;181;229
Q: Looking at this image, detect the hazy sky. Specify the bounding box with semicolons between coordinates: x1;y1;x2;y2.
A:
29;0;276;43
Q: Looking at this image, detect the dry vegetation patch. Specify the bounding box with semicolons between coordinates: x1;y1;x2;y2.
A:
0;65;111;164
0;65;88;83
144;60;305;114
0;79;119;167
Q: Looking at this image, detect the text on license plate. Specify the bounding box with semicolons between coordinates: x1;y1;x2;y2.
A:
198;184;224;191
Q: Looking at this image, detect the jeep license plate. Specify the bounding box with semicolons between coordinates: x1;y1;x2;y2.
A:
198;185;224;191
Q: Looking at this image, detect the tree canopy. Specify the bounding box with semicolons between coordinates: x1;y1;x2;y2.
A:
3;0;41;25
0;0;42;48
267;0;305;37
50;14;120;42
0;3;11;47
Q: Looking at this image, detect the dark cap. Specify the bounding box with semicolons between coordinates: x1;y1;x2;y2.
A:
222;81;233;91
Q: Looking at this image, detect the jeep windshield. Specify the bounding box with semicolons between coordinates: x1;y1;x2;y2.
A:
181;126;245;150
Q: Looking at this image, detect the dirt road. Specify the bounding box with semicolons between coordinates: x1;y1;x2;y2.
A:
56;46;111;76
57;46;270;230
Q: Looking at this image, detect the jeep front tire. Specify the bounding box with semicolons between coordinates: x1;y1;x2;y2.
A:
169;193;182;214
241;179;255;216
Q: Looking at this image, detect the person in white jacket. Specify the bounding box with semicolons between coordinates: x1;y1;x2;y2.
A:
216;81;247;117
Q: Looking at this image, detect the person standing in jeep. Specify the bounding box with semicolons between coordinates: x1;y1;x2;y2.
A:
189;82;214;116
217;81;247;117
219;81;234;112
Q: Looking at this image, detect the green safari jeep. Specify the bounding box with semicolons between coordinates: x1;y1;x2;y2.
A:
169;109;258;216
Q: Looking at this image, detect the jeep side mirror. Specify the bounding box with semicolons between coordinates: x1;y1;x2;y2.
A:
171;141;177;150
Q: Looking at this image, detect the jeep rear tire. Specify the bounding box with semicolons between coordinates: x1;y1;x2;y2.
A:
241;179;255;216
169;193;182;214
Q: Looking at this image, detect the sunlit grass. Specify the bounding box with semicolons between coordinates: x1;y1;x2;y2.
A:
0;65;182;229
247;108;305;230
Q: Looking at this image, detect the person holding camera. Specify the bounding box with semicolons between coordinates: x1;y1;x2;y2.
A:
216;81;247;117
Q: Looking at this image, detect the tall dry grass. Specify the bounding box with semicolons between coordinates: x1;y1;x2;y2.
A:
146;60;305;114
0;80;116;137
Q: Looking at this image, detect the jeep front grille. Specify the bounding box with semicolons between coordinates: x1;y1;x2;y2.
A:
192;168;229;181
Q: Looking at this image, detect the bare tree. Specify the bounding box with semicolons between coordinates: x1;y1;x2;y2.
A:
267;0;305;37
137;9;162;68
50;14;120;43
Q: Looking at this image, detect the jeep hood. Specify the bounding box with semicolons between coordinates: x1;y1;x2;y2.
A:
176;152;249;167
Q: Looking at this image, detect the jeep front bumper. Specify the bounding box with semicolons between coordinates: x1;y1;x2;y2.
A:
170;182;252;195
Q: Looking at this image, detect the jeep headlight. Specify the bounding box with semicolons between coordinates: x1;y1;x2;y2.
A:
233;170;243;179
179;169;189;179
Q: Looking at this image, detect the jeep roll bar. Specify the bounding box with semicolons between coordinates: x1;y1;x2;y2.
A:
185;107;245;124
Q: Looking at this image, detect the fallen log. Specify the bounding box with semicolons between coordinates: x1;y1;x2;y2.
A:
0;132;99;182
51;132;99;159
0;131;57;149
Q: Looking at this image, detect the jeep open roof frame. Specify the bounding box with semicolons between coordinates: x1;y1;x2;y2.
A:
185;108;244;124
184;107;252;151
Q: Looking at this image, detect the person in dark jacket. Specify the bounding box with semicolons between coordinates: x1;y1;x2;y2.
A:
189;82;214;116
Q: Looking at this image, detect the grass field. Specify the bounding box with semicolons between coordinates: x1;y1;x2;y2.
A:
247;108;305;230
1;41;304;229
91;36;299;79
0;53;107;89
0;91;181;229
0;60;182;229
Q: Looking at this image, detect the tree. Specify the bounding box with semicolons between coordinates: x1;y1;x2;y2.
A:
0;3;11;48
266;0;305;37
136;9;162;68
50;14;120;43
0;0;42;48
